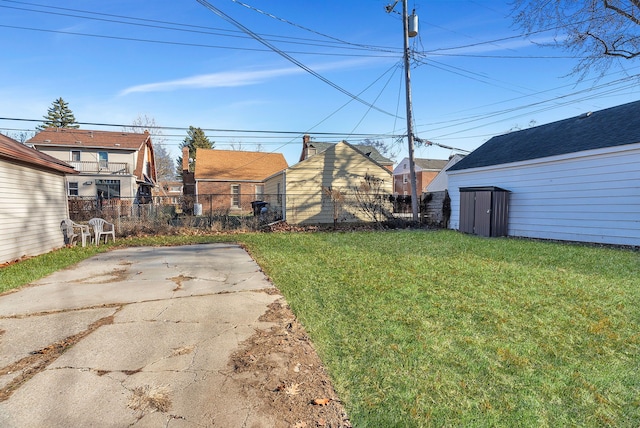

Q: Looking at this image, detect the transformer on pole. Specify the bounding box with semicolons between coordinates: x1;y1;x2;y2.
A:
388;1;420;221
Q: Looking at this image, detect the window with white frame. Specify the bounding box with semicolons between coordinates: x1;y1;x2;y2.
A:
403;174;408;183
98;151;108;169
68;181;79;196
231;184;240;208
71;150;80;162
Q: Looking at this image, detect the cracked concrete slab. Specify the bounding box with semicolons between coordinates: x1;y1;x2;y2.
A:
0;244;281;427
0;244;273;318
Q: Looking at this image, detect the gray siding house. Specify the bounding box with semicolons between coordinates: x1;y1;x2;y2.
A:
447;100;640;246
0;134;77;264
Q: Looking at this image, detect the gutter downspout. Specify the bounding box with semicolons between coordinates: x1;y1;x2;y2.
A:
281;170;286;221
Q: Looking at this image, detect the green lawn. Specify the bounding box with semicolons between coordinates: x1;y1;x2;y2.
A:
2;230;638;427
240;230;640;427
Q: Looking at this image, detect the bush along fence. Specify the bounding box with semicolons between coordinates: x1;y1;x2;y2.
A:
67;191;450;235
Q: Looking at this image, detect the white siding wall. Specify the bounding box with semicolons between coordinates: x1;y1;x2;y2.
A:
447;144;640;246
426;154;464;192
0;159;70;264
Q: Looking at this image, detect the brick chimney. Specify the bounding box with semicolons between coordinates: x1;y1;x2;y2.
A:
300;134;311;161
182;147;190;172
181;146;195;196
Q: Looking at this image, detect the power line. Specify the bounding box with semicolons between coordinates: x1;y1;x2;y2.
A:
194;0;399;118
0;1;402;55
0;117;400;139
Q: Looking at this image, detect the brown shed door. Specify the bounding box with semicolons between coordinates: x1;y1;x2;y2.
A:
473;191;492;237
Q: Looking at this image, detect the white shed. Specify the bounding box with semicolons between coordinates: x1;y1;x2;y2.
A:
447;100;640;246
0;134;77;264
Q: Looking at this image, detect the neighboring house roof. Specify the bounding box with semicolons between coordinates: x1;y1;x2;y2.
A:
27;128;152;150
195;149;288;181
301;140;394;167
449;99;640;172
0;133;77;174
414;158;450;171
28;127;157;184
395;157;449;173
287;140;393;175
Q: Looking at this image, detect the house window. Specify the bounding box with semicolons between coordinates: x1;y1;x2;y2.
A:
68;181;79;196
231;184;240;208
98;151;108;169
403;174;408;183
71;150;80;162
255;184;264;200
277;183;282;204
403;163;407;169
96;179;120;199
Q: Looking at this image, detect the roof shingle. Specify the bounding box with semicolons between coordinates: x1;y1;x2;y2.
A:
0;134;77;174
195;149;288;181
449;99;640;171
27;128;150;150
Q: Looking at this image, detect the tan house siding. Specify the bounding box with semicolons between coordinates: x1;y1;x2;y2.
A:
268;142;392;224
0;158;69;264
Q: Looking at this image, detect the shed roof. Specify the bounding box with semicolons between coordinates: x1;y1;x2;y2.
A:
449;99;640;171
27;128;151;150
0;134;77;174
195;149;288;181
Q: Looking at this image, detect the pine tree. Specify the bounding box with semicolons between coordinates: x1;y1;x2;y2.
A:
177;126;214;174
37;97;79;130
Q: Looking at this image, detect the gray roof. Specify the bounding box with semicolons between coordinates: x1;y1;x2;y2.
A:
449;100;640;171
307;141;393;165
414;158;449;170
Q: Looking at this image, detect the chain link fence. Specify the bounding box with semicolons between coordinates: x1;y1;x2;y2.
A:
67;192;448;236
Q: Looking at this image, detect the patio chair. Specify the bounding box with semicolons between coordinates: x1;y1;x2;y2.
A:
88;218;116;245
60;219;92;247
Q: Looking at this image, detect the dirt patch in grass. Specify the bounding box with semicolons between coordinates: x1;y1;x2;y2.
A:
230;299;351;428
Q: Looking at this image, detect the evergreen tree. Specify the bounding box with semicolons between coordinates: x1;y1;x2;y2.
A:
176;126;214;174
37;98;79;130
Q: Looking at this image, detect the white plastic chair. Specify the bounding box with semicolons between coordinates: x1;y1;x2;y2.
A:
60;219;91;247
88;218;116;245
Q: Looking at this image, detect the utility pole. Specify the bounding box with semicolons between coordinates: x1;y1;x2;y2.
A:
388;0;419;221
402;1;419;222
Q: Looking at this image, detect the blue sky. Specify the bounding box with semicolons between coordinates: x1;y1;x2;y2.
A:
2;0;640;167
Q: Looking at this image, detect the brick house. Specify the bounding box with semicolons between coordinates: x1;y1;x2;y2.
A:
193;148;288;214
393;157;449;196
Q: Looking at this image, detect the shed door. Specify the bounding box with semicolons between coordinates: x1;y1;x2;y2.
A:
459;191;475;234
474;191;492;237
